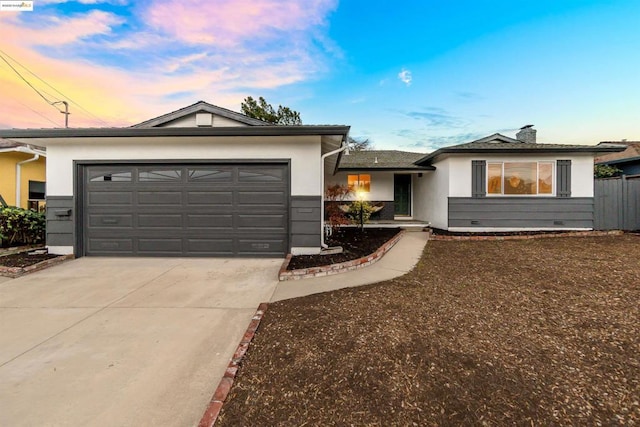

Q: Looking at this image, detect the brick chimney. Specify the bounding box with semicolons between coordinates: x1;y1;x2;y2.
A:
516;125;536;144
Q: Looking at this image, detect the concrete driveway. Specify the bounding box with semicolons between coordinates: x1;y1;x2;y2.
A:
0;257;281;427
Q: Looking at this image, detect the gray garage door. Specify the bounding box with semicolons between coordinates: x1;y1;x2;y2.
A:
82;163;288;257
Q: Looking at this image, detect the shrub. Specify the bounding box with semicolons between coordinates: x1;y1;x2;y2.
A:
347;200;375;226
0;206;46;247
325;184;353;236
594;164;622;178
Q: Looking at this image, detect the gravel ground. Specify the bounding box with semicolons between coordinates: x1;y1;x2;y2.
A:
218;235;640;426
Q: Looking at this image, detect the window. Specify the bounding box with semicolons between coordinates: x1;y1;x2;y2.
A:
347;174;371;192
28;180;45;200
138;169;182;182
487;162;554;195
89;171;132;182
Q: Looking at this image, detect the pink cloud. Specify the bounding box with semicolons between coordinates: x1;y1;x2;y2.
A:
146;0;337;46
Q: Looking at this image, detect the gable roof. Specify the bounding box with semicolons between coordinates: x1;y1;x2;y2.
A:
337;150;434;171
132;100;269;128
415;134;627;166
595;141;640;165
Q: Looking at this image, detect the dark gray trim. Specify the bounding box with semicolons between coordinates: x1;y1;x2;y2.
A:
448;197;594;228
0;125;350;139
46;196;75;247
557;160;572;198
471;160;486;198
595;156;640;166
291;196;321;248
0;194;6;207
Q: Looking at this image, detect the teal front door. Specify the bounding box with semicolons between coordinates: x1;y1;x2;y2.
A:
394;174;411;216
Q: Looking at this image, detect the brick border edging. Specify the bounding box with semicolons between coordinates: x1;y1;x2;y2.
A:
278;230;406;281
198;303;269;427
0;254;75;278
429;229;624;241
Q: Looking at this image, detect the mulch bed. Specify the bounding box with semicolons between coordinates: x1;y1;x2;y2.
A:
0;250;59;268
286;227;401;270
217;235;640;426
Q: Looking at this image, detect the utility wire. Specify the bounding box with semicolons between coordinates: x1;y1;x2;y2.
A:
0;48;109;126
3;90;61;127
0;51;63;111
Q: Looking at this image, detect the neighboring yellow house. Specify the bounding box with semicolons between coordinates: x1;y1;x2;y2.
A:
0;141;46;210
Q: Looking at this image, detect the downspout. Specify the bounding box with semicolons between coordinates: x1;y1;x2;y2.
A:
16;152;40;208
320;139;349;249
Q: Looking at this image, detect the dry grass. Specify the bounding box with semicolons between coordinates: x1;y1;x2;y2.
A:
218;235;640;426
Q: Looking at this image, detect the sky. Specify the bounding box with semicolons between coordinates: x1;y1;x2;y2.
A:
1;0;639;152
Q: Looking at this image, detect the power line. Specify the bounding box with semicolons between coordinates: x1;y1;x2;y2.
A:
0;48;109;126
0;51;61;108
3;90;61;127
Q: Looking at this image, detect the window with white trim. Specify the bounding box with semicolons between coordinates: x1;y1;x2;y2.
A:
487;161;554;195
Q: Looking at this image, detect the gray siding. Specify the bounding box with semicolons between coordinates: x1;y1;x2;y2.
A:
291;196;321;247
449;197;594;228
46;196;74;246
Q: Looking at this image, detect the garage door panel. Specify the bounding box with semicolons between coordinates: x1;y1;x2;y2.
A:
187;214;233;229
88;191;133;206
237;214;286;230
138;214;183;228
237;238;286;255
187;239;234;255
138;191;183;205
88;214;133;228
187;191;233;205
138;238;183;253
237;191;286;206
84;163;289;257
88;238;134;253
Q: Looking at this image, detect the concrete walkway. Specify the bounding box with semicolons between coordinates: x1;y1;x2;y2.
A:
271;230;429;301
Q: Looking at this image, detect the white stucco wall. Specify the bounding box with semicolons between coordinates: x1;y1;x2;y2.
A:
45;135;321;196
413;164;448;229
448;154;595;197
326;171;395;201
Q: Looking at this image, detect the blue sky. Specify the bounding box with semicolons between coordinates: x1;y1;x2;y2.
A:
1;0;638;151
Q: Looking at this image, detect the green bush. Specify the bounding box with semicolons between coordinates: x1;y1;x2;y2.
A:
347;200;375;225
0;206;46;247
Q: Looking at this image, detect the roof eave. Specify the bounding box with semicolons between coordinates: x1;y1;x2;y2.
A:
415;146;627;166
0;125;350;140
337;166;435;171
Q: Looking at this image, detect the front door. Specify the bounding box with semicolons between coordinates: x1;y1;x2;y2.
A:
394;174;411;216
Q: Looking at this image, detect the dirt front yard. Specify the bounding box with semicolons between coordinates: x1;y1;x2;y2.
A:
218;235;640;426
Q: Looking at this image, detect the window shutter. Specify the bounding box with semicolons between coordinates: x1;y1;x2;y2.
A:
472;160;486;198
557;160;572;197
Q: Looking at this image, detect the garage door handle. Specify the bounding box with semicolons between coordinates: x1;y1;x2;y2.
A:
102;218;119;224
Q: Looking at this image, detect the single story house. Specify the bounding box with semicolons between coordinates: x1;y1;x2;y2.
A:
0;101;349;257
595;141;640;176
327;125;625;232
0;141;46;210
0;103;625;258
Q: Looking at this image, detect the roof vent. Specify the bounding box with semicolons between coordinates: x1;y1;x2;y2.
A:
374;156;378;164
516;124;536;144
196;112;213;127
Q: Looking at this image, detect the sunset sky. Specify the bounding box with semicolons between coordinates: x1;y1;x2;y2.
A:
1;0;639;151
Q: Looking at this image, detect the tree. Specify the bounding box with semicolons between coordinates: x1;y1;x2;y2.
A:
240;96;302;125
348;136;373;151
594;164;622;178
